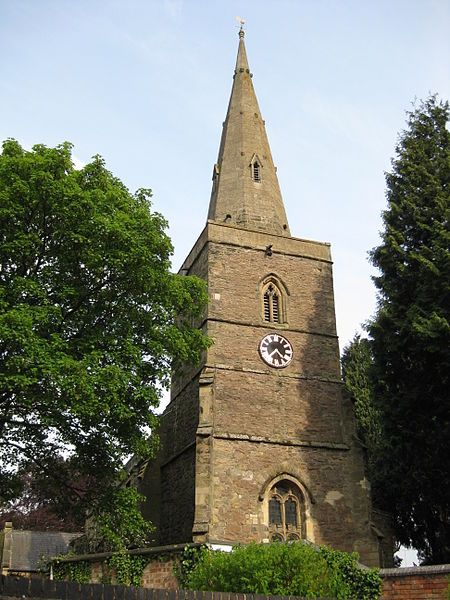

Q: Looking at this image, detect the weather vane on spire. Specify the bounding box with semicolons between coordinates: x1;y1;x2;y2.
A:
235;15;245;37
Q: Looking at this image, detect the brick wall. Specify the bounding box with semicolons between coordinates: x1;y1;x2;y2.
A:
54;544;192;590
141;558;178;589
381;565;450;599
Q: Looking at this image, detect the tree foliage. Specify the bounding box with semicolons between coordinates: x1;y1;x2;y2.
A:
341;334;381;456
368;96;450;564
183;543;381;600
0;140;209;547
0;464;80;531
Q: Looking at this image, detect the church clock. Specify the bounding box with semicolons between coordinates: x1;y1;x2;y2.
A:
259;333;293;368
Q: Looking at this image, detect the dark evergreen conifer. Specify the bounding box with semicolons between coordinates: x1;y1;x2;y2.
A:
341;335;380;462
369;96;450;564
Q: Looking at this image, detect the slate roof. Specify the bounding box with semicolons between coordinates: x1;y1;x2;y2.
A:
9;530;81;572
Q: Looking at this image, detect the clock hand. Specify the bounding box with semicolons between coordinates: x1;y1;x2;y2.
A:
269;347;282;357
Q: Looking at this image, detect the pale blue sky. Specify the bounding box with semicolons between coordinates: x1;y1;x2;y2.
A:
1;0;449;349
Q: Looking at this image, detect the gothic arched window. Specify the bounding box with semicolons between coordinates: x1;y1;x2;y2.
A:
268;479;304;542
252;160;261;182
261;276;287;324
263;283;280;323
250;154;262;182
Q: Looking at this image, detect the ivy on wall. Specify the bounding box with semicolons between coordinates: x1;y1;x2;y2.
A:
53;552;149;586
53;559;91;584
107;553;149;586
173;545;206;587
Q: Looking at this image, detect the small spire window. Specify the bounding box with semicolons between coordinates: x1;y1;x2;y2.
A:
250;154;262;182
252;160;261;181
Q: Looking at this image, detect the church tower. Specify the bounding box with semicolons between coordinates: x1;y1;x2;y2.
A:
140;29;383;567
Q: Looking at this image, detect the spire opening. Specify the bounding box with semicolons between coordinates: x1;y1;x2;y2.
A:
253;160;261;182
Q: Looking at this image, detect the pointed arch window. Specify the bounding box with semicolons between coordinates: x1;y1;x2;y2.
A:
264;284;280;322
268;479;304;542
261;276;287;324
252;160;261;181
250;155;262;182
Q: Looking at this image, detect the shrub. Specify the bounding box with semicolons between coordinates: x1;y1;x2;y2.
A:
184;542;381;600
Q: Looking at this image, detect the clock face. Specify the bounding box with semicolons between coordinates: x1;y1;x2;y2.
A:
259;333;293;368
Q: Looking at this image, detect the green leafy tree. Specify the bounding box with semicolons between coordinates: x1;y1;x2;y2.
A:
0;140;209;548
369;96;450;564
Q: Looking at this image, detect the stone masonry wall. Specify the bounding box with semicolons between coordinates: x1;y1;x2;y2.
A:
198;223;380;566
141;220;384;565
211;368;345;442
138;236;209;545
207;241;337;336
139;383;199;545
160;445;196;544
207;437;378;565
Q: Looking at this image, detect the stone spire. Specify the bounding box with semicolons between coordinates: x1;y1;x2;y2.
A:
207;28;290;236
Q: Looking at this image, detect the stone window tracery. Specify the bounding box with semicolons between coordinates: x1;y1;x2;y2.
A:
268;479;304;542
263;284;280;322
261;276;287;324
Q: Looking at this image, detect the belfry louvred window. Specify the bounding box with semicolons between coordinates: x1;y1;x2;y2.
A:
268;479;304;542
263;284;281;323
